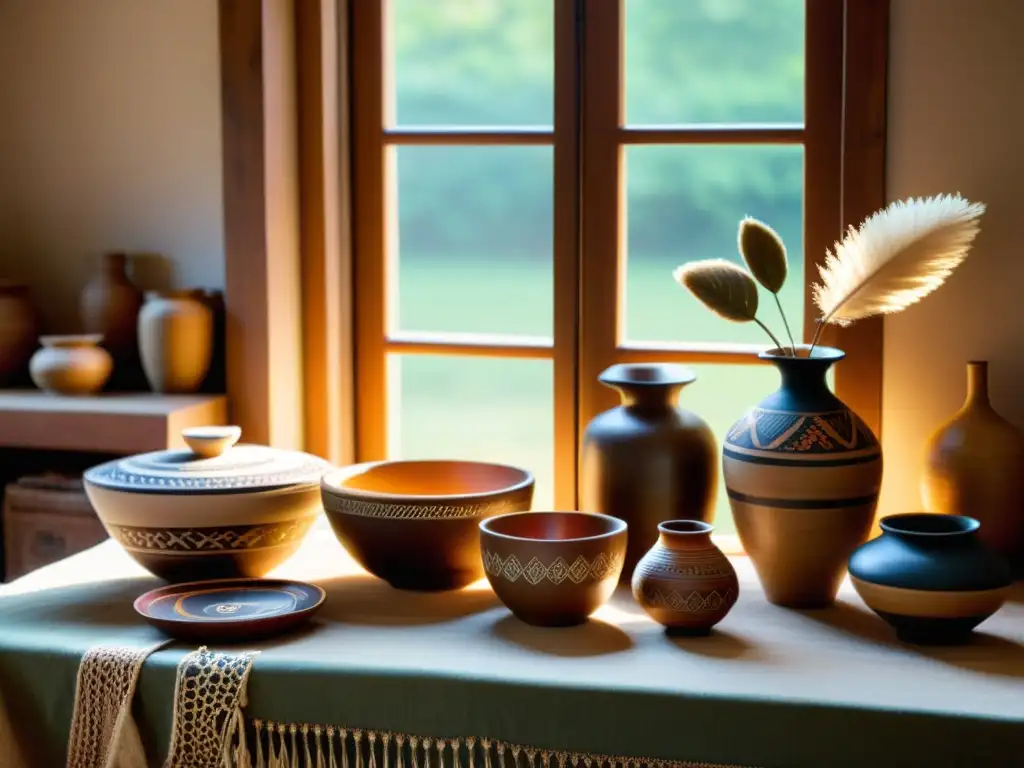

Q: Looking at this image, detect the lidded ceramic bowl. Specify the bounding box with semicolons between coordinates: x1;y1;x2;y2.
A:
84;426;332;582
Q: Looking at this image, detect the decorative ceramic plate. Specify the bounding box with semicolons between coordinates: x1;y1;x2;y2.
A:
134;578;326;641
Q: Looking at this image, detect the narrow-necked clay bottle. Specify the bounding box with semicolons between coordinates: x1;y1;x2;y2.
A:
138;290;213;393
80;252;143;363
922;361;1024;562
580;364;717;582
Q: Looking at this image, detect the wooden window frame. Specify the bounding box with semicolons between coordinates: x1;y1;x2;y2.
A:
344;0;886;510
578;0;885;438
350;0;581;508
217;0;886;496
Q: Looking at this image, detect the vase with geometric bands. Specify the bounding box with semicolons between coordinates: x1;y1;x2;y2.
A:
722;347;882;609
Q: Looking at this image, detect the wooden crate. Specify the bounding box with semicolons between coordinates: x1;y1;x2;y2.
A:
2;474;108;581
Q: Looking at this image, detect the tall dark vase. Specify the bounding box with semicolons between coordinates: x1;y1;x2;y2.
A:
580;363;717;581
723;346;883;608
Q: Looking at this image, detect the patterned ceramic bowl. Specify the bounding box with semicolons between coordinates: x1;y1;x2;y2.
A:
321;460;534;591
84;426;332;582
480;511;627;626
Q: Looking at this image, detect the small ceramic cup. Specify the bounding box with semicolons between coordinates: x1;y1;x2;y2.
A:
480;511;627;627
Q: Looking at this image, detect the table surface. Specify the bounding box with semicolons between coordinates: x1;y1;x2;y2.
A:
1;523;1023;768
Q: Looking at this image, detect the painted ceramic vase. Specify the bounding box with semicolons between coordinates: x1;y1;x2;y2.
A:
849;513;1011;645
29;334;113;395
632;520;738;634
321;460;535;591
723;346;882;608
580;363;717;581
0;282;39;385
83;426;332;582
79;252;144;363
138;290;214;393
922;361;1024;563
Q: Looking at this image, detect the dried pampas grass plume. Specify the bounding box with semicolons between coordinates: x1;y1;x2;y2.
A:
811;193;985;348
738;216;795;352
673;259;786;350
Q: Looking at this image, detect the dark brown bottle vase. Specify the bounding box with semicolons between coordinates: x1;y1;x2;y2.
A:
580;363;718;581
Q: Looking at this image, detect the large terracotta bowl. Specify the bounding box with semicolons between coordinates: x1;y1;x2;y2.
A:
480;511;627;626
84;427;332;582
321;460;534;591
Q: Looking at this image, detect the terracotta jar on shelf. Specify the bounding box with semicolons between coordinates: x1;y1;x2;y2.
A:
0;281;40;386
922;360;1024;563
580;363;717;581
632;520;738;634
138;290;213;393
80;252;143;363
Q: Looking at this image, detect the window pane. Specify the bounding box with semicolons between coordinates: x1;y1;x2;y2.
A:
391;0;553;127
624;144;804;345
388;354;554;509
676;362;783;537
625;0;804;125
394;146;553;337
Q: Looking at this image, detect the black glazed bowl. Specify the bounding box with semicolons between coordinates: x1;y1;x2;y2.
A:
848;513;1011;645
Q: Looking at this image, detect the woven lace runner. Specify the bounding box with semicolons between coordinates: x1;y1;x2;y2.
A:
68;644;751;768
66;640;170;768
165;646;260;767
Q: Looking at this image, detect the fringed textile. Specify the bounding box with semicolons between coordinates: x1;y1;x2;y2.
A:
234;721;755;768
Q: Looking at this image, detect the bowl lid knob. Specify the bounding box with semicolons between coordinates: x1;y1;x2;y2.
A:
182;426;242;459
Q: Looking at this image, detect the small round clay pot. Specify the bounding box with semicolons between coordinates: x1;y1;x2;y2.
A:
632;520;738;634
322;460;535;591
29;334;113;395
480;511;627;627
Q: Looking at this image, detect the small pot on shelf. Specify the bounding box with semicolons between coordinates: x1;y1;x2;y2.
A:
29;334;112;395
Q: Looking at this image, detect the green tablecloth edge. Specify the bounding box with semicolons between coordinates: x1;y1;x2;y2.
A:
2;637;1022;768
